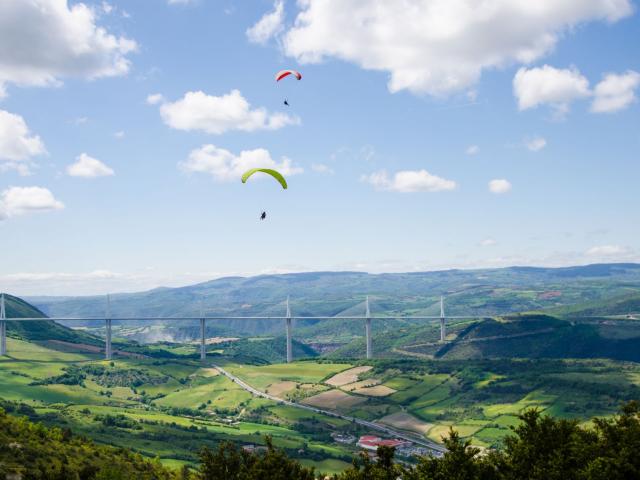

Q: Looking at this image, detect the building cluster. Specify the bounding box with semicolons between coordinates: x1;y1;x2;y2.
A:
355;435;442;459
331;432;356;444
356;435;409;451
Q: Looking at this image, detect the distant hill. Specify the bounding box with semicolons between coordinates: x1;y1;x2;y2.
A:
3;294;100;345
394;314;640;362
548;292;640;318
26;264;640;340
213;336;319;363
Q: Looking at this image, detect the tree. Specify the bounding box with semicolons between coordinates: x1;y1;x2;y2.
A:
339;446;406;480
198;437;315;480
407;429;494;480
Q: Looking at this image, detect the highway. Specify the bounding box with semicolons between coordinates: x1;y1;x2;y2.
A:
212;363;447;455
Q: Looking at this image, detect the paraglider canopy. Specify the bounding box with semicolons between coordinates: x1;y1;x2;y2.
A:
276;70;302;82
241;168;288;189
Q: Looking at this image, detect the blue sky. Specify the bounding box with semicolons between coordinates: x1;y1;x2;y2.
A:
0;0;639;295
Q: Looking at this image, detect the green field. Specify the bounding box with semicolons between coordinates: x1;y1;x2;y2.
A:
4;288;640;473
0;339;359;470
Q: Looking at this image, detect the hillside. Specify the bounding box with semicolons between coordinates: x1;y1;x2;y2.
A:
548;291;640;318
0;402;176;479
3;294;101;345
390;314;640;362
26;263;640;340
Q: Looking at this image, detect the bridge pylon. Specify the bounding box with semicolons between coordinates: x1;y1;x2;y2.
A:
105;294;112;360
285;296;292;363
365;296;372;359
199;299;206;362
0;293;6;356
439;295;446;342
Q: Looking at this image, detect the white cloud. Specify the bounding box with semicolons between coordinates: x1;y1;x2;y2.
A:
362;169;456;193
466;145;479;155
168;0;195;5
0;110;46;174
66;153;114;178
525;136;547;152
586;244;628;256
247;0;285;45
488;179;511;194
312;163;334;174
101;2;114;14
156;90;299;134
179;144;302;182
0;0;137;94
480;238;497;247
513;65;591;114
282;0;632;96
5;270;120;282
114;130;125;139
0;186;64;220
591;71;640;113
146;93;164;105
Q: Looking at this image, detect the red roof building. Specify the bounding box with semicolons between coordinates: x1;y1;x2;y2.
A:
357;435;409;451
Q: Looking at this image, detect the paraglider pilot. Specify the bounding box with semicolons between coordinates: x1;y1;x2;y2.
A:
260;211;267;220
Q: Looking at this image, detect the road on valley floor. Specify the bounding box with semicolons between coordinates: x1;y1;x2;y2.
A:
212;363;447;455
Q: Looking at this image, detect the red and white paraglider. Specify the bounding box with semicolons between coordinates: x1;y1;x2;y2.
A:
276;70;302;107
275;69;302;82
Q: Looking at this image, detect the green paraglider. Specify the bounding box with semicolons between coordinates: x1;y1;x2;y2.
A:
241;168;288;189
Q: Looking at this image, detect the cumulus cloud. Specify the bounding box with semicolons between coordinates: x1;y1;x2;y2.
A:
146;93;164;105
514;65;591;114
282;0;632;96
66;153;114;178
155;90;299;134
466;145;479;155
591;71;640;113
179;144;302;182
311;163;334;174
0;0;137;95
0;186;63;220
586;244;628;256
361;169;456;193
525;136;547;152
0;110;46;175
488;179;512;194
247;0;285;45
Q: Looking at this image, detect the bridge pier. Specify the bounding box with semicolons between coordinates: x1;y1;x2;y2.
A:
0;293;6;356
105;295;112;360
105;319;112;360
200;317;206;361
285;297;292;363
365;296;372;359
439;296;446;342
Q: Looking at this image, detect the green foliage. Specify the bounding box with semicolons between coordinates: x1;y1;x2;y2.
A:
94;414;142;430
87;364;170;388
339;446;406;480
2;399;640;479
214;337;318;363
198;437;315;480
0;407;177;479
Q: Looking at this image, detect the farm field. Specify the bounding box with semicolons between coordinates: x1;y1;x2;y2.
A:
221;357;640;448
0;340;358;472
3;332;640;472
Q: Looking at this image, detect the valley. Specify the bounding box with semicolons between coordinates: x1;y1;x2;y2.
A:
3;265;640;475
